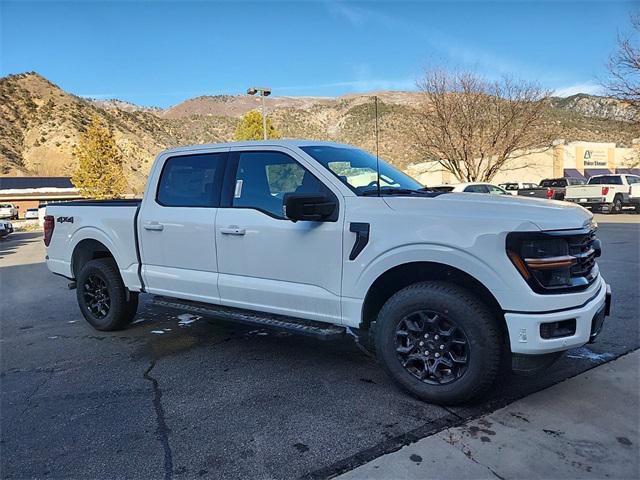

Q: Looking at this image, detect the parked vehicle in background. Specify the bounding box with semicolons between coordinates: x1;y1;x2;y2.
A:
518;177;586;201
0;203;19;220
0;219;13;237
565;174;640;213
498;182;539;195
44;140;611;405
432;183;509;194
24;208;39;220
630;182;640;212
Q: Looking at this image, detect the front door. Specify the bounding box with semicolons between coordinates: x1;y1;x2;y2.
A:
138;150;227;302
216;148;344;324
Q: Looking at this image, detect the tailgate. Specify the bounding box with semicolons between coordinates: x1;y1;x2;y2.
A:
565;185;600;199
518;188;547;198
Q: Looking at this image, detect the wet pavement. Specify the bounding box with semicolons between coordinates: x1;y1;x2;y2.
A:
1;215;638;479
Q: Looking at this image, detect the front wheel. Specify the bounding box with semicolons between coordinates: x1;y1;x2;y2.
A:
76;258;139;331
375;282;503;405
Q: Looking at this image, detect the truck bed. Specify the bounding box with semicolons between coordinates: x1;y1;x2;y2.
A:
47;199;142;207
44;199;143;290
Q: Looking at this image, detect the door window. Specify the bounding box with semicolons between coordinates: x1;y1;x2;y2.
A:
232;151;330;218
464;184;489;193
626;175;640;184
488;185;507;195
157;153;226;207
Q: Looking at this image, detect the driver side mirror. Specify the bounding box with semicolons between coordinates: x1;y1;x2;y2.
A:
284;193;337;222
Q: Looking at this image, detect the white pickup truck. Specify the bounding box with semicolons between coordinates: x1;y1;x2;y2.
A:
565;174;640;213
44;140;611;404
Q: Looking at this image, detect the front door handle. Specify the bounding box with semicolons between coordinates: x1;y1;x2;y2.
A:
220;226;246;236
143;222;164;231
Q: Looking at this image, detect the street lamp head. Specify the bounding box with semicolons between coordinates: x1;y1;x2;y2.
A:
247;86;271;96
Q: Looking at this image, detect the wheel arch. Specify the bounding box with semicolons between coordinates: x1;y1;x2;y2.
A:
360;261;508;343
71;238;116;278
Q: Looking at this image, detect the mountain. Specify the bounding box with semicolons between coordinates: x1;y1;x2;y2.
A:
1;72;638;192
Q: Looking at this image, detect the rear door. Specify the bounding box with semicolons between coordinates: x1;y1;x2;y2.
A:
215;147;344;324
138;150;228;302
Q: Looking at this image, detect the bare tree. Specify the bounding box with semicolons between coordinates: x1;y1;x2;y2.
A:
605;14;640;105
413;70;556;182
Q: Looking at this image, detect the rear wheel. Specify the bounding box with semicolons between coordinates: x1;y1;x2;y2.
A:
76;258;138;331
375;281;503;405
610;195;623;214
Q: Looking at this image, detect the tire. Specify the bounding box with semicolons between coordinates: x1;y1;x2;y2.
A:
610;195;623;214
76;258;139;331
375;281;503;405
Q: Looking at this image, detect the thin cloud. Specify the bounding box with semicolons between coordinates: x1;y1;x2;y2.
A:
326;1;540;80
277;78;416;94
553;82;603;97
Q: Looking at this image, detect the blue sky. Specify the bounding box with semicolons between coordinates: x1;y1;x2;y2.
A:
0;0;635;107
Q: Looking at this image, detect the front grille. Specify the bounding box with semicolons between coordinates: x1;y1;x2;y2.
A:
567;229;598;286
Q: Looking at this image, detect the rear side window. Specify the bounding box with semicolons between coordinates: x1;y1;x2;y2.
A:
541;179;567;188
232;151;330;218
588;176;623;185
157;153;226;207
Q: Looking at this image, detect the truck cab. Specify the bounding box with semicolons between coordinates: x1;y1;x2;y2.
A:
44;140;611;404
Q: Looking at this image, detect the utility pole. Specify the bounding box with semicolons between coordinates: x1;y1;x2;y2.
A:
247;86;272;140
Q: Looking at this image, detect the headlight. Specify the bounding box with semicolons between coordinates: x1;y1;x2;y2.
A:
507;234;579;291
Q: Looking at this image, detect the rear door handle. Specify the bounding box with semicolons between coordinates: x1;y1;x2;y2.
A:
143;222;164;231
220;226;246;236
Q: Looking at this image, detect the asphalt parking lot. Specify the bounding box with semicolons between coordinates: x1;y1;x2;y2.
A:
1;214;638;480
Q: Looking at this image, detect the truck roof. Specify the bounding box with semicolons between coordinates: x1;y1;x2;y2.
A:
160;139;356;156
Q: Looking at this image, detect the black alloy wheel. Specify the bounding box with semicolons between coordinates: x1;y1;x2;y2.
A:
76;258;138;331
82;274;111;319
395;310;469;385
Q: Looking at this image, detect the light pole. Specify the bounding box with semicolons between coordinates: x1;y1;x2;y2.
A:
247;86;271;140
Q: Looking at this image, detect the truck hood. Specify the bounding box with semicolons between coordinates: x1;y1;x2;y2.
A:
383;193;594;231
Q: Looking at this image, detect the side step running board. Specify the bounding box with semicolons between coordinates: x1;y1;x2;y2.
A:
152;296;346;341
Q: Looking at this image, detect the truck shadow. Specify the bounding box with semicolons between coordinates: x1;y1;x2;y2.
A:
0;231;43;259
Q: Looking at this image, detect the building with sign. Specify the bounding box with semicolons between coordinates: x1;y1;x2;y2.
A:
410;140;640;186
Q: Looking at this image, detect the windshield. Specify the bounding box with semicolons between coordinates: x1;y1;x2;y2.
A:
300;146;424;195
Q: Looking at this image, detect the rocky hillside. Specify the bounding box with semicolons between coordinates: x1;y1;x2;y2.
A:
1;72;638;192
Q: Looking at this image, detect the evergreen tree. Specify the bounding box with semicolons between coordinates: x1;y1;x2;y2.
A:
234;110;282;141
71;117;127;198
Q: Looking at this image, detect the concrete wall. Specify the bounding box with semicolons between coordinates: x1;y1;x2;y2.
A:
407;140;639;185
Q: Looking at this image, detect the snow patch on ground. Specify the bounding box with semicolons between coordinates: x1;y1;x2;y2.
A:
247;329;269;336
566;346;615;363
150;330;165;335
177;314;201;326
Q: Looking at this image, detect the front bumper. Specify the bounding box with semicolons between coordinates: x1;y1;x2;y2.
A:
505;277;611;354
